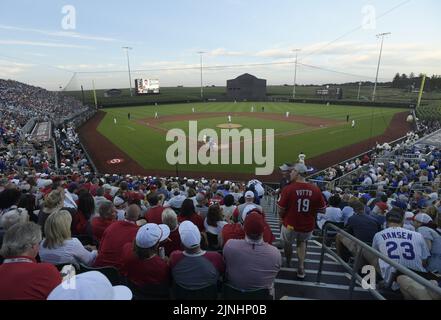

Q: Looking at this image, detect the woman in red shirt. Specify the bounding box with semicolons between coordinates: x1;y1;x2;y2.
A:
177;199;204;232
71;190;95;240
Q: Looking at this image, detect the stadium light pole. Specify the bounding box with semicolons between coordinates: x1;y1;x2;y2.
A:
122;46;133;97
197;51;205;100
291;49;301;100
372;32;391;102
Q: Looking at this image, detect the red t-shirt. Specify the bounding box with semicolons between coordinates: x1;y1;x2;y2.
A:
221;223;274;247
277;181;326;232
145;206;164;224
89;184;99;197
119;243;171;287
104;193;113;201
71;210;89;236
91;217;115;242
178;213;205;232
94;220;139;269
0;256;62;300
162;228;182;257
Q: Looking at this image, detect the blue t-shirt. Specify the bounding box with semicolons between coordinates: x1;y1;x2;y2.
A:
345;214;381;244
368;213;386;229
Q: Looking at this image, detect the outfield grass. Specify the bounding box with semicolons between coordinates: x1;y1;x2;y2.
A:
64;85;441;106
96;102;404;174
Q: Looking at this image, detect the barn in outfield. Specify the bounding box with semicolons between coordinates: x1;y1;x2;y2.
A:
226;73;267;101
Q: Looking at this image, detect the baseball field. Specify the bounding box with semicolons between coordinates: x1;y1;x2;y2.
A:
78;102;411;181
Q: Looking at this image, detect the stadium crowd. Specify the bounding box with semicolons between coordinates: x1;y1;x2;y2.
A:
0;79;89;123
0;79;440;300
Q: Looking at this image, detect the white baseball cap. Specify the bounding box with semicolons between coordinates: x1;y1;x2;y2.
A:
113;196;125;206
414;213;433;224
245;191;255;198
178;220;201;249
135;223;170;249
47;271;132;300
404;212;415;220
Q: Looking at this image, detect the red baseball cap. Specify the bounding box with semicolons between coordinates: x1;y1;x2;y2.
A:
243;212;264;237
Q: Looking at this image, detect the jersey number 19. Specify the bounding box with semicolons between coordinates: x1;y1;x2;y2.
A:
297;198;310;213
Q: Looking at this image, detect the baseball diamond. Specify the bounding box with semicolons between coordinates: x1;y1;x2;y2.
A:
78;102;411;182
2;0;441;304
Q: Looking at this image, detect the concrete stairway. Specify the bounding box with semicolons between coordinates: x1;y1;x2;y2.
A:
260;196;375;300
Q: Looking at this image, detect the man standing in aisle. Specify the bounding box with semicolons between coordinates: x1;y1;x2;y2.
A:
278;163;326;279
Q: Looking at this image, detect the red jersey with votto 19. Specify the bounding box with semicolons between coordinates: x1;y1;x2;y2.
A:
277;181;326;232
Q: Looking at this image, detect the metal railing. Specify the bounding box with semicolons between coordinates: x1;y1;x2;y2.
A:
316;223;441;300
262;184;278;217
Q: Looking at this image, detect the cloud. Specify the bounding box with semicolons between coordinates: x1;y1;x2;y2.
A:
0;40;92;49
0;25;117;42
208;48;245;56
57;63;118;70
0;60;33;76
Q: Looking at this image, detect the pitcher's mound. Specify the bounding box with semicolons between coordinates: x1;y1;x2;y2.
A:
216;123;243;129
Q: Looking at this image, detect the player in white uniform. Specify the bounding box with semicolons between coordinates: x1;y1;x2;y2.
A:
208;136;216;150
154;111;159;119
192;107;195;113
298;152;306;165
251;106;254;113
372;209;430;289
351;120;355;128
113;117;117;125
228;115;232;123
286;111;290;118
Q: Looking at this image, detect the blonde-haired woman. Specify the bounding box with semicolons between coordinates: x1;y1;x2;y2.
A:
37;189;65;233
39;210;97;267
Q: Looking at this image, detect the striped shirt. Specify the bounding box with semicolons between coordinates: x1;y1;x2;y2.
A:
372;227;430;283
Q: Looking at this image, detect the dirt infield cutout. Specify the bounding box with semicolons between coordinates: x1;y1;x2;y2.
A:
216;123;243;129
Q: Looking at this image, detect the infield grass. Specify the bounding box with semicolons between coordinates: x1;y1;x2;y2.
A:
96;102;404;174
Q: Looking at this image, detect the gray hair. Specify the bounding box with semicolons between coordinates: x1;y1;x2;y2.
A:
99;200;114;219
162;208;178;230
126;204;141;221
0;208;29;230
0;222;42;257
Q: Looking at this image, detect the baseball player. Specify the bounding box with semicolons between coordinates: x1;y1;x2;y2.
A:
298;152;306;165
278;163;326;279
372;209;430;288
113;117;117;125
251;106;254;113
351;119;355;128
208;136;216;150
228;115;232;123
192;107;195;113
286;111;290;118
154;111;159;119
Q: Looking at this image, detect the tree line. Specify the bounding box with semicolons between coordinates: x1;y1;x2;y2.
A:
391;73;441;92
